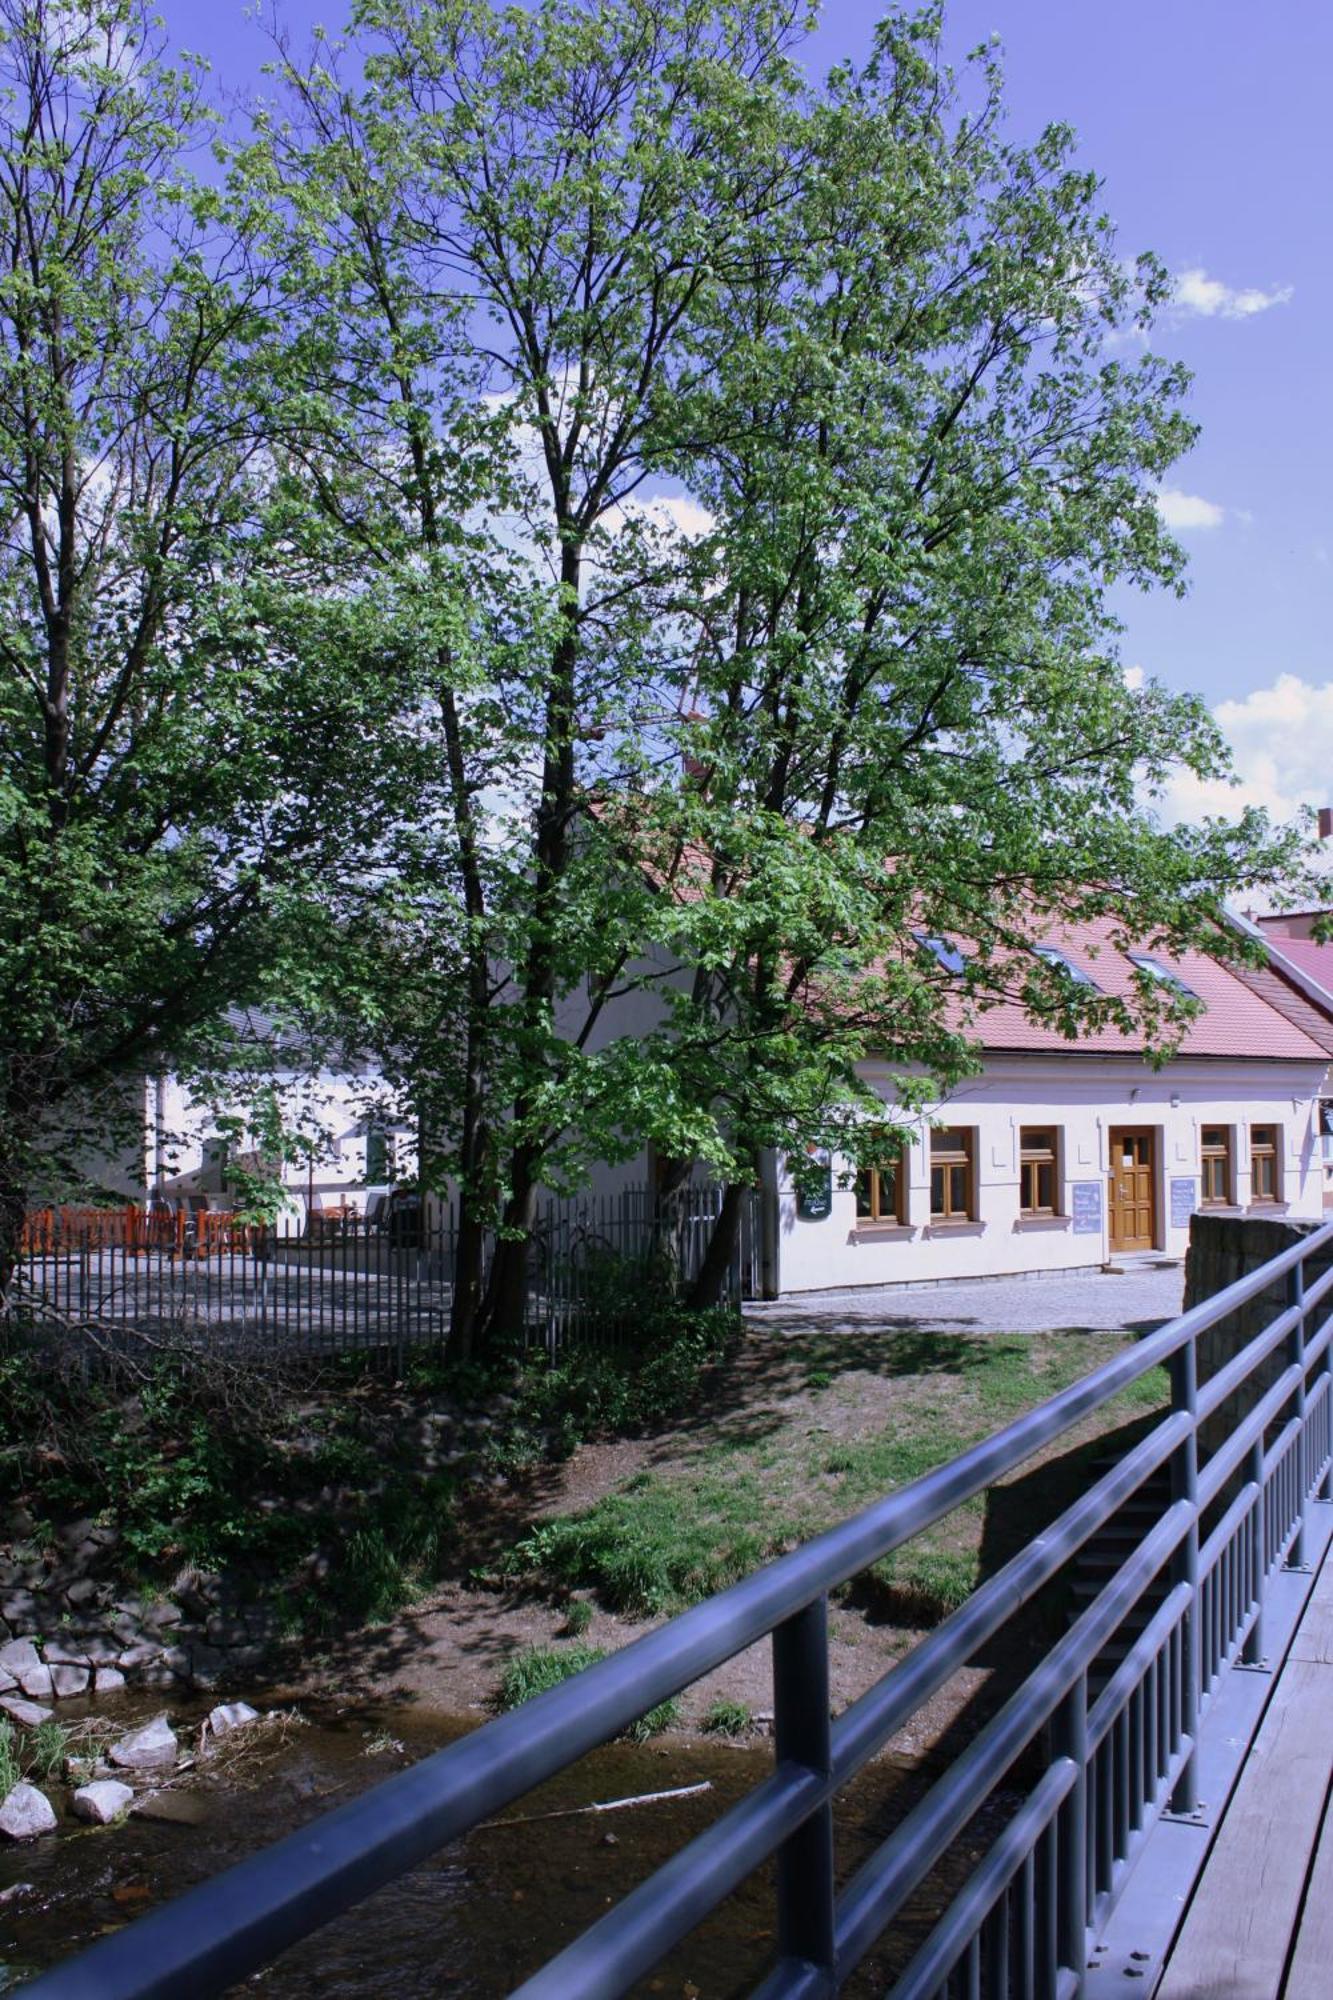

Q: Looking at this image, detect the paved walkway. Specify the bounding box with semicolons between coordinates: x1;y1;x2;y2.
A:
1154;1533;1333;2000
747;1262;1185;1339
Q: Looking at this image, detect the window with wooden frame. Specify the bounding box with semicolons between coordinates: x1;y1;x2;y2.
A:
855;1148;906;1225
930;1128;975;1221
1250;1124;1281;1204
1019;1127;1060;1216
1200;1125;1233;1206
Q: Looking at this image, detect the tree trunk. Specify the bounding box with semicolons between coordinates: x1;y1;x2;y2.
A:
686;1180;747;1310
473;532;582;1353
449;1177;488;1360
0;1169;27;1311
477;1153;540;1349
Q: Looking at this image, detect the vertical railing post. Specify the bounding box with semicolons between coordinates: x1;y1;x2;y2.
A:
1287;1257;1309;1569
1053;1672;1089;1987
1242;1432;1267;1666
1168;1336;1201;1815
772;1594;836;1984
1321;1280;1333;1501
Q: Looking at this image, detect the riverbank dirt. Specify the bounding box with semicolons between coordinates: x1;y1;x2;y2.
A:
293;1277;1180;1748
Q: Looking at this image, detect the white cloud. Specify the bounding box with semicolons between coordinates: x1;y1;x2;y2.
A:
1122;663;1145;691
1174;267;1293;319
1156;488;1226;532
1158;675;1333;868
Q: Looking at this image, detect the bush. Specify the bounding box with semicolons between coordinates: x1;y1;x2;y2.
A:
495;1642;679;1739
28;1719;69;1780
504;1470;779;1616
622;1696;680;1742
0;1720;19;1797
497;1642;606;1710
702;1698;752;1738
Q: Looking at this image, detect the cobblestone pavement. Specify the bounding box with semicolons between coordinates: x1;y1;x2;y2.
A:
747;1259;1185;1340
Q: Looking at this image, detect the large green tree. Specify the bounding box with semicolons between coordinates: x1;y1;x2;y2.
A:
248;0;809;1351
247;0;1314;1338
0;0;394;1289
607;10;1314;1296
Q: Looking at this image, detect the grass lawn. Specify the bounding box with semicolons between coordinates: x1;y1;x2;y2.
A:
504;1328;1170;1622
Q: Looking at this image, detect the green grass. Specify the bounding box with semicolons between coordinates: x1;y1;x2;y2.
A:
0;1715;70;1790
0;1719;19;1797
496;1642;679;1739
498;1642;607;1709
28;1719;70;1781
505;1331;1171;1623
702;1697;752;1737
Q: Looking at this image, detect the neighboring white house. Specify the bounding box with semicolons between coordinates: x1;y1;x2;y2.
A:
769;914;1333;1294
73;1013;418;1224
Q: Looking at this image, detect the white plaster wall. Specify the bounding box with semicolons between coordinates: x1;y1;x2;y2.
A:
150;1068;416;1216
776;1056;1330;1294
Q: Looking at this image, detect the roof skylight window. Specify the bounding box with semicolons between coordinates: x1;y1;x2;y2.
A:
913;932;965;975
1128;953;1199;999
1033;944;1102;992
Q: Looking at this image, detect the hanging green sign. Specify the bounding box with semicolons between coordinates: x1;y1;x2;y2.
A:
795;1149;834;1220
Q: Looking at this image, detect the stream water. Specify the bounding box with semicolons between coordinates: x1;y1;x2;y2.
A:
0;1698;948;1998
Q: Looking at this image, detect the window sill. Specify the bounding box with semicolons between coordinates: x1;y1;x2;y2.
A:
1014;1215;1071;1231
924;1219;985;1236
851;1223;914;1241
1247;1200;1289;1214
1200;1203;1243;1217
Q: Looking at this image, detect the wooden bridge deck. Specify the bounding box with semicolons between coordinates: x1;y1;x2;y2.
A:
1152;1535;1333;1999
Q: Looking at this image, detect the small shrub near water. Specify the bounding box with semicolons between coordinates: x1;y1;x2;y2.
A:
621;1696;681;1742
496;1643;680;1739
0;1715;69;1790
702;1698;752;1738
498;1642;608;1710
0;1719;20;1796
28;1719;70;1780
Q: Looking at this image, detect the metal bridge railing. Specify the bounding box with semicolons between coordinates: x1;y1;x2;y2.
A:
22;1221;1333;2000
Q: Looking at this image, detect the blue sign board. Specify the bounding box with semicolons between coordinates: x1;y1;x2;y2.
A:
1071;1181;1103;1235
1170;1177;1198;1229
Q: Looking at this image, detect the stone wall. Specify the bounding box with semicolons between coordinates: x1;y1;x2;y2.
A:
1184;1210;1333;1467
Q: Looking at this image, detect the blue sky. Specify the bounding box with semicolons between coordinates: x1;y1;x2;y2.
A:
162;0;1331;828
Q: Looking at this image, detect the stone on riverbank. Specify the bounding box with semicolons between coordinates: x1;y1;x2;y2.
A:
16;1661;53;1700
49;1663;89;1699
94;1667;126;1696
206;1701;259;1742
0;1638;40;1676
0;1784;58;1841
109;1715;178;1773
72;1780;134;1826
0;1695;53;1729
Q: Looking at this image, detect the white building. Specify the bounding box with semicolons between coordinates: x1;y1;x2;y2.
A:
769;916;1333;1293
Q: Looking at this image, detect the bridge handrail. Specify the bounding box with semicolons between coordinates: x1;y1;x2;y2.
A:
22;1218;1333;1999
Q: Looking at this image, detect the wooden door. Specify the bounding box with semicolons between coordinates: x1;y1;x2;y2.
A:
1109;1128;1156;1251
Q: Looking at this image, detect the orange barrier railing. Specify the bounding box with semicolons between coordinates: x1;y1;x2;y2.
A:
19;1205;258;1258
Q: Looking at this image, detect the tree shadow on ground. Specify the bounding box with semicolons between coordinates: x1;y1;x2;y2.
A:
627;1310;1170;1470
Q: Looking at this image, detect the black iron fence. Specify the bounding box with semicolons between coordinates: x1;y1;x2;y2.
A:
20;1220;1333;1999
5;1184;759;1364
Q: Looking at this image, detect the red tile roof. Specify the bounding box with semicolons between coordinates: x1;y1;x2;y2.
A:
1260;934;1333;995
937;914;1331;1062
1217;962;1333;1057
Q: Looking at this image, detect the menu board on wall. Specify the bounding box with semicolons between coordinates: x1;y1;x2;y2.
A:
1170;1177;1198;1229
1071;1181;1102;1234
795;1149;833;1220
